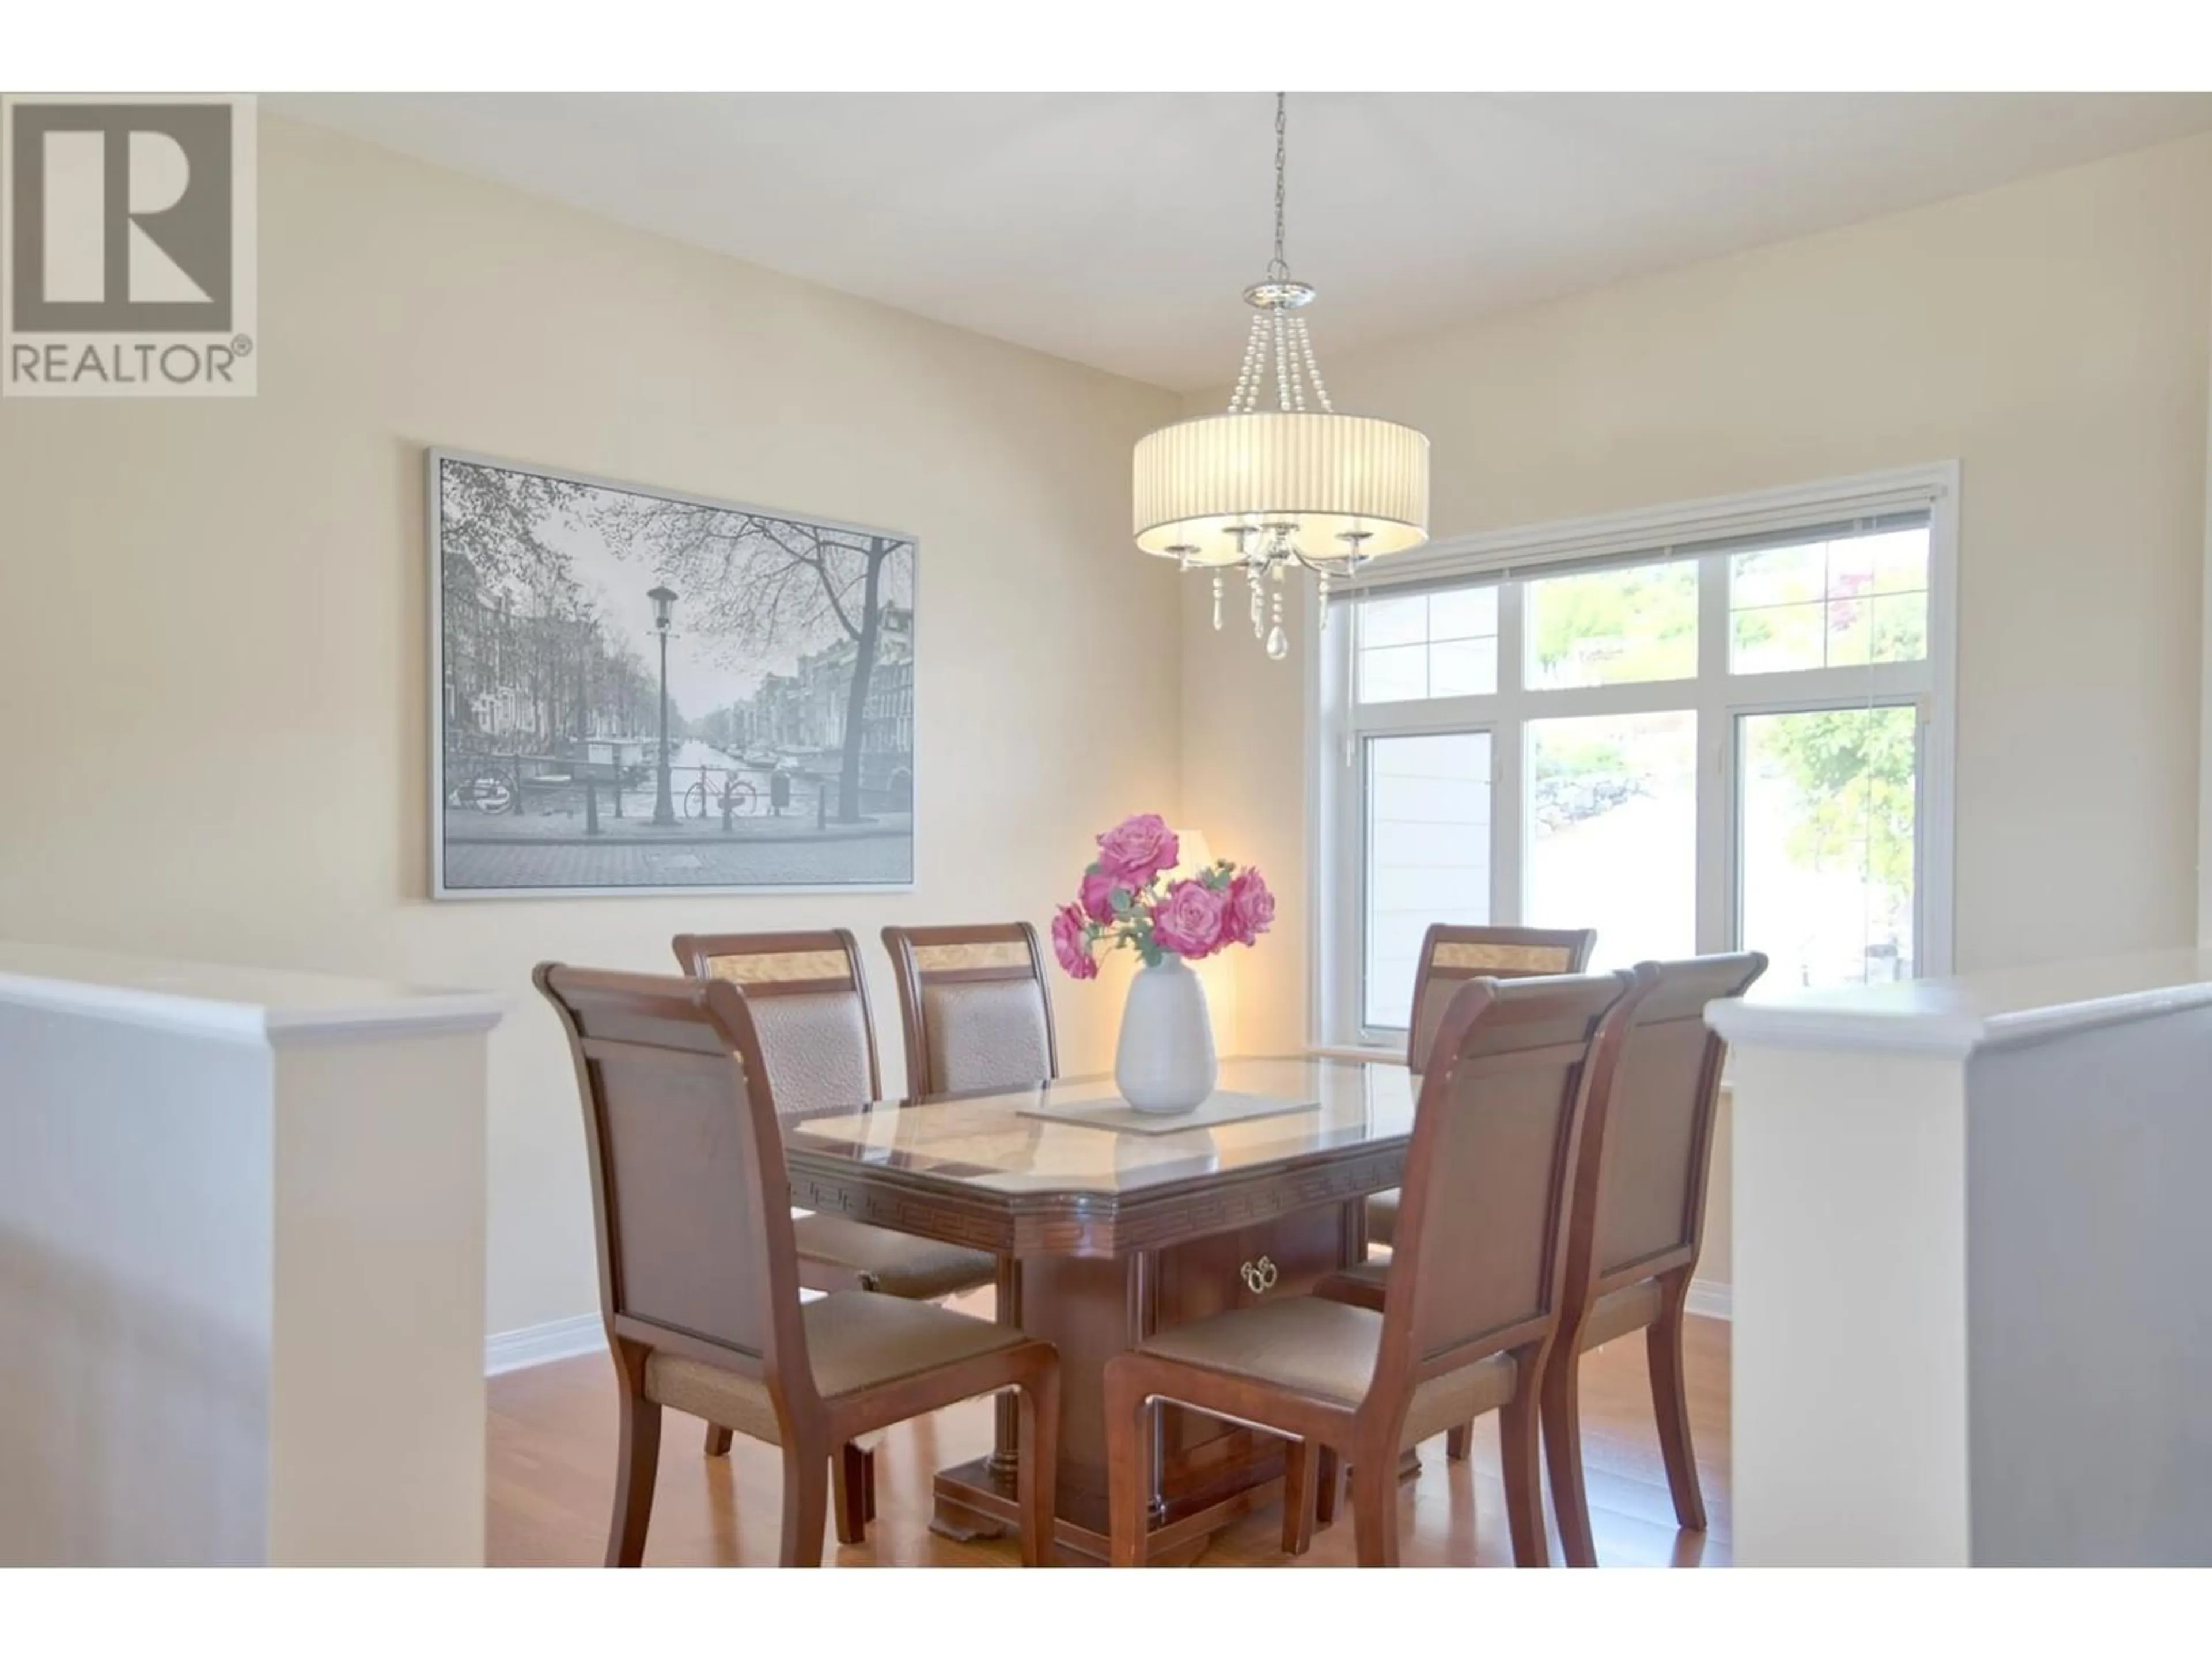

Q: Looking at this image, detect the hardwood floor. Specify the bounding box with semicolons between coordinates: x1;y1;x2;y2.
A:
487;1290;1731;1567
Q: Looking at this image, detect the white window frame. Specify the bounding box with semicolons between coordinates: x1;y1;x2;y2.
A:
1309;461;1960;1054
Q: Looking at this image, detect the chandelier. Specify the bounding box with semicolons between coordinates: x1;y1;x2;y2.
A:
1132;92;1430;659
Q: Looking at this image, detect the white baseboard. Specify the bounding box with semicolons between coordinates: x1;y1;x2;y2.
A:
485;1313;604;1377
1685;1278;1732;1321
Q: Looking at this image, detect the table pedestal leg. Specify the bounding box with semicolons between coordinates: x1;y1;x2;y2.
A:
986;1254;1022;1484
933;1203;1368;1563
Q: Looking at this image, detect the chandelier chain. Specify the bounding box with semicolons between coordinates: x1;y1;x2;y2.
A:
1268;91;1289;282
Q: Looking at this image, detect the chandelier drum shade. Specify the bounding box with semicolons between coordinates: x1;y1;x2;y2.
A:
1132;411;1430;568
1132;93;1431;658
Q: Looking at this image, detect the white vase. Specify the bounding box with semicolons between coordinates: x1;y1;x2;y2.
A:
1115;956;1218;1113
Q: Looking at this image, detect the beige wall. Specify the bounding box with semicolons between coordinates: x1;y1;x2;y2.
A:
1187;134;2212;1282
0;115;1183;1336
7;115;2208;1324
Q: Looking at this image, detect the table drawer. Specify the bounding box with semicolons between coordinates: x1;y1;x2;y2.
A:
1152;1204;1354;1478
1155;1204;1346;1324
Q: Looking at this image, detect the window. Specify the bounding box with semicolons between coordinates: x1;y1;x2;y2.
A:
1317;472;1953;1046
1525;710;1697;965
1363;732;1491;1029
1525;561;1698;688
1728;529;1929;673
1358;586;1499;703
1737;706;1919;987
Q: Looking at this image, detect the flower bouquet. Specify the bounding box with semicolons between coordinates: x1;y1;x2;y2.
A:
1051;813;1273;1112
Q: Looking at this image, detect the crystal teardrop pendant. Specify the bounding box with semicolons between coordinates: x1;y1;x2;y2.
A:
1266;624;1289;660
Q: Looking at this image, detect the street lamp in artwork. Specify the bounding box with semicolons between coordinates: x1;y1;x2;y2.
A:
647;585;678;827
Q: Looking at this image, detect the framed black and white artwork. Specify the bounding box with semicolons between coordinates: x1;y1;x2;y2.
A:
428;449;917;898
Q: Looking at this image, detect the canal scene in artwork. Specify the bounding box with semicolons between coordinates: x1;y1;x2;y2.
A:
431;453;916;893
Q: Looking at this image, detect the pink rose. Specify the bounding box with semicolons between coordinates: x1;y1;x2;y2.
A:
1221;868;1275;948
1150;880;1226;960
1096;813;1179;888
1051;903;1097;980
1079;869;1119;925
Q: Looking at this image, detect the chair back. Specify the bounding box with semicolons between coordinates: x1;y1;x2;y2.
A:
880;922;1059;1097
1565;953;1766;1307
1379;970;1634;1395
672;929;881;1116
1406;924;1599;1073
535;964;805;1383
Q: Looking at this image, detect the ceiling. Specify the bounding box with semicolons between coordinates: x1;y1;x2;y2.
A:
273;92;2212;392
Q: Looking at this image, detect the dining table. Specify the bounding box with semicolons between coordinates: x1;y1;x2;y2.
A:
782;1053;1418;1565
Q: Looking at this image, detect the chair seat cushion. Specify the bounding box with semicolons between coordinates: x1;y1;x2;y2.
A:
1139;1297;1385;1407
1137;1296;1518;1447
1365;1189;1400;1248
1578;1276;1664;1351
646;1290;1027;1444
794;1214;996;1300
1329;1260;1663;1356
802;1289;1029;1399
1329;1263;1661;1355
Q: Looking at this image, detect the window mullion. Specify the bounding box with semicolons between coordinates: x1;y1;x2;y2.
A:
1493;580;1527;925
1319;599;1361;1048
1347;698;1500;737
1725;662;1931;705
1510;679;1704;719
1695;552;1733;955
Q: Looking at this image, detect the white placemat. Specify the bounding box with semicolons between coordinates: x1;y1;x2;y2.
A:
1015;1088;1320;1137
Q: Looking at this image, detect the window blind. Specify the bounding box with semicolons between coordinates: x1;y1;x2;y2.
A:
1332;506;1936;607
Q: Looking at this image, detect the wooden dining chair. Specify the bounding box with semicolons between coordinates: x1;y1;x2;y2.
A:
672;930;997;1299
1101;969;1634;1567
535;963;1061;1567
880;922;1060;1097
1366;923;1600;1252
1540;951;1765;1567
671;931;999;1531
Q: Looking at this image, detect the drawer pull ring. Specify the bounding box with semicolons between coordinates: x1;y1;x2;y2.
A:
1240;1255;1279;1294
